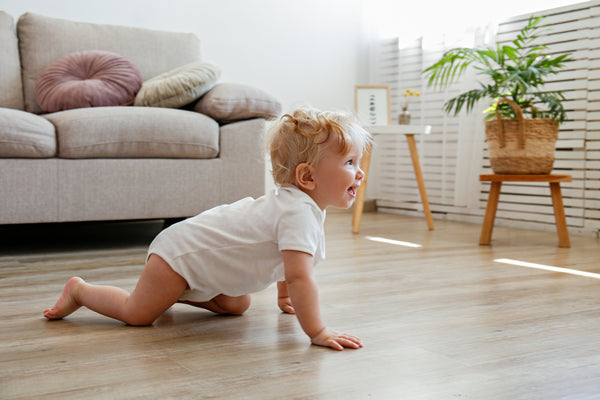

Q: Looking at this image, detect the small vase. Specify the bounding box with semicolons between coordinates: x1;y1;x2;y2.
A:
398;109;411;125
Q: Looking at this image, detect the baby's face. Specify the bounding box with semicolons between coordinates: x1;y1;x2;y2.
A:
309;140;364;210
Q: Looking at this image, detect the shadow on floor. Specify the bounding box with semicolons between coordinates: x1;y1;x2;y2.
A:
0;220;165;255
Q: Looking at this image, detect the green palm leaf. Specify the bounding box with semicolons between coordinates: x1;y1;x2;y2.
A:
423;15;571;123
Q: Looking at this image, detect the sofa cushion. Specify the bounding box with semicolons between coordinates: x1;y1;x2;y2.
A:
134;62;220;108
0;12;24;110
17;12;201;114
35;50;143;113
193;83;282;124
0;108;56;157
44;107;219;159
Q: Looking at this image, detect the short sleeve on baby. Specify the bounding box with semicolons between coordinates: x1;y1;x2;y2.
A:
275;187;326;262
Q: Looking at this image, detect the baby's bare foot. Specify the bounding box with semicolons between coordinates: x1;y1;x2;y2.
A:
44;277;84;320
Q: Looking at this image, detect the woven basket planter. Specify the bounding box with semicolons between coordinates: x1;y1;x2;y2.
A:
485;98;559;174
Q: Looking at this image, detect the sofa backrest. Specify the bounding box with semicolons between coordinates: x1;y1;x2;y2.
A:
17;13;202;114
0;11;25;110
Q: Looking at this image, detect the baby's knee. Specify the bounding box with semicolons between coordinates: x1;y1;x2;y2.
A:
217;294;251;315
122;312;157;326
235;295;252;315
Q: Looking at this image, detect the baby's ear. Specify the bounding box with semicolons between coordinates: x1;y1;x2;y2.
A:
295;163;315;190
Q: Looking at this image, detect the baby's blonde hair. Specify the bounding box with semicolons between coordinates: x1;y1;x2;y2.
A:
267;107;373;186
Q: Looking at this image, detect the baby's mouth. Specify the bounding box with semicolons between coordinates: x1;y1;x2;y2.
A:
348;186;357;197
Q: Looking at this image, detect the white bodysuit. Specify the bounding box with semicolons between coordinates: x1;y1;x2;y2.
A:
147;186;326;301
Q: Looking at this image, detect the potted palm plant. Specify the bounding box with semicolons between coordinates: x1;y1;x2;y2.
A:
423;15;572;174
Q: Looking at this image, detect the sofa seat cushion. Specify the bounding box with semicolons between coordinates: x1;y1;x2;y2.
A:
134;62;220;108
0;108;56;157
35;50;142;113
44;107;219;159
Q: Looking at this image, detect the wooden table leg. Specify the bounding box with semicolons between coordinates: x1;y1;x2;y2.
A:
405;134;434;230
550;182;571;248
479;181;502;245
352;148;372;233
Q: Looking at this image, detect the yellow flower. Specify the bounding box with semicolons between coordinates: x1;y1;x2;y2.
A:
404;88;420;97
402;88;421;110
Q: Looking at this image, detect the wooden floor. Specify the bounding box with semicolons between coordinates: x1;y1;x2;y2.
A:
1;213;600;399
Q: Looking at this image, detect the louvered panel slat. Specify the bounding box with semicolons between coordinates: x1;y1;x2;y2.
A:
557;139;586;148
479;186;584;203
479;194;585;210
561;120;589;131
555;132;586;141
565;111;589;121
587;132;600;141
565;99;592;108
494;212;585;227
481;201;585;217
544;80;589;92
499;30;597;48
587;199;600;210
555;150;587;159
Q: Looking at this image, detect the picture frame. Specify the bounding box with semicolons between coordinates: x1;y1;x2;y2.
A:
355;85;391;126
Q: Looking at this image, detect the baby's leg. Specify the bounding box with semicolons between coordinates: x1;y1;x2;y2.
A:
44;255;187;326
179;294;251;315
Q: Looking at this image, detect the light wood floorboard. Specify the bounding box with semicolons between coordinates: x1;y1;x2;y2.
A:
1;213;599;399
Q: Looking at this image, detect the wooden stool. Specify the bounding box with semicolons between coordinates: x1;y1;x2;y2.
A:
479;174;572;248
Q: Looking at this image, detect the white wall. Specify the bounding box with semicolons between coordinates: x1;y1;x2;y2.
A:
1;0;369;113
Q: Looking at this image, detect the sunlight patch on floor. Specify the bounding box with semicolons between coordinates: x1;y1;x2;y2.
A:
365;236;422;248
494;258;600;279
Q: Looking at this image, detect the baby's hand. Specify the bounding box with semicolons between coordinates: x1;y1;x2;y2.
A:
310;327;363;351
278;296;295;314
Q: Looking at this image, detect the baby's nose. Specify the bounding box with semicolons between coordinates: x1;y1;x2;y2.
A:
356;167;364;180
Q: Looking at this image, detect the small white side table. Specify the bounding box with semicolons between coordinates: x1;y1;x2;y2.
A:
352;124;434;233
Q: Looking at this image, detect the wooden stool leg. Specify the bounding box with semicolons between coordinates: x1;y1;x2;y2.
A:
405;134;434;230
479;181;502;245
550;182;571;248
352;149;372;233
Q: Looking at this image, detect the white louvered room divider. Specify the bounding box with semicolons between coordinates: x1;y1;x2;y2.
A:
369;0;600;237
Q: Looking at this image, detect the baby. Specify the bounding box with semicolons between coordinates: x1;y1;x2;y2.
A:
44;107;372;351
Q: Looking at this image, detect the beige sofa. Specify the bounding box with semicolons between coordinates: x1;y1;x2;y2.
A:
0;12;281;225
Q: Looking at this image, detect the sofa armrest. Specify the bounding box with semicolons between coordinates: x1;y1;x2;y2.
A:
192;82;281;124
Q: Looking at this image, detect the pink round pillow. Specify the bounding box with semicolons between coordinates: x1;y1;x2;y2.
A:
35;50;142;113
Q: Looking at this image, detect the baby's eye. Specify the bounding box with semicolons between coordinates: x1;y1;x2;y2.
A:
345;159;354;166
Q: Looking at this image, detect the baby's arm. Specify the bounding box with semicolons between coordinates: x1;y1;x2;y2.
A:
281;250;363;351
